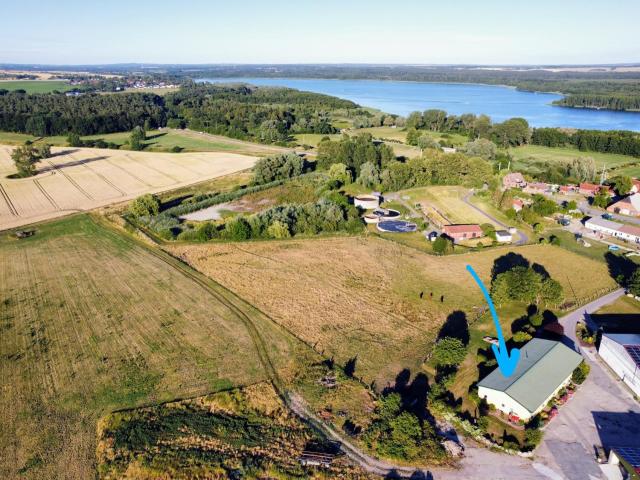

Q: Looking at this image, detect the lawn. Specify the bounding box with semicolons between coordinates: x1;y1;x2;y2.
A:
509;144;639;176
0;80;72;94
293;133;341;147
0;214;300;479
400;186;510;228
170;237;617;390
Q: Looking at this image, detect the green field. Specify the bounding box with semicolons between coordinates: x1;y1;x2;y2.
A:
0;80;72;94
0;214;301;479
509;144;640;176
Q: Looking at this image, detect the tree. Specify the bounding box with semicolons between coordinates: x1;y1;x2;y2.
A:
613;175;633;196
129;126;146;151
571;361;590;385
328;162;352;185
463;138;497;160
529;312;543;327
592;190;610;209
416;134;441;152
128;194;160;218
491;266;542;304
10;144;41;177
266;220;291;239
67;132;82;147
569;157;596;183
540;278;563;305
224;217;252;240
432;337;467;367
491;118;531;148
36;144;52;159
628;268;640;296
253;153;304;185
357;161;380;188
432;236;453;255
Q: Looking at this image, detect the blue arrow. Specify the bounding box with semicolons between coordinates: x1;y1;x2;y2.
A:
466;264;520;377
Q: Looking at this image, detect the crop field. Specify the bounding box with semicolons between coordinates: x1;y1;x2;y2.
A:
0;214;302;479
0;80;72;94
169;237;616;388
401;186;509;228
0;145;257;230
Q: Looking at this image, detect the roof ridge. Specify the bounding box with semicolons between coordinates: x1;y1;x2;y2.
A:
503;340;557;392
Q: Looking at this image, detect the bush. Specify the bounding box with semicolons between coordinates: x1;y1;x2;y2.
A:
432;236;453;255
253;153;305;185
129;194;160;218
223;217;252;241
571;361;590;385
529;312;543;327
512;331;533;343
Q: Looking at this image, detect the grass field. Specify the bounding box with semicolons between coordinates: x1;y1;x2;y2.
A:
0;145;257;230
0;80;72;94
170;237;617;389
509;144;640;176
0;214;303;479
401;186;510;228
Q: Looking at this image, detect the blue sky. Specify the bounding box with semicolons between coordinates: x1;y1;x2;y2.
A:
2;0;638;65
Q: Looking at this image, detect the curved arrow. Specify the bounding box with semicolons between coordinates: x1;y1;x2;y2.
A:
466;264;520;377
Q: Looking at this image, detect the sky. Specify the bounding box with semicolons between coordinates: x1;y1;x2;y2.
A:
1;0;639;65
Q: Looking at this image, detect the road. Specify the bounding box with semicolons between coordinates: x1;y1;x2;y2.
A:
579;200;640;226
462;190;529;245
535;288;640;480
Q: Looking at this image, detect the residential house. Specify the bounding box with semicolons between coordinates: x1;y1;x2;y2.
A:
495;230;513;243
631;179;640;193
442;224;483;242
478;339;582;422
579;182;613;197
523;182;549;195
559;184;578;195
598;333;640;397
607;193;640;217
512;199;524;212
502;172;527;190
584;216;640;244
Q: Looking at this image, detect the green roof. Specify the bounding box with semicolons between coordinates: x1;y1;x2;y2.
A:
478;339;583;414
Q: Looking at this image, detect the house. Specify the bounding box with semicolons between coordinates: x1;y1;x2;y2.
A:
607;193;640;217
477;339;582;422
559;184;578;195
495;230;513;243
512;199;524;212
631;179;640;193
523;182;549;195
585;216;640;244
442;224;483;242
579;182;613;197
502;172;527;190
598;333;640;397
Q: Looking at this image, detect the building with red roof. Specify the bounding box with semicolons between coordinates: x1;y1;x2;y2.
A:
442;224;483;242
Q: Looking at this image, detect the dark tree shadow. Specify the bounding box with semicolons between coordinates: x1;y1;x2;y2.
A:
438;310;470;345
510;313;530;334
604;252;636;285
344;356;357;378
382;369;430;419
491;252;530;280
532;262;550;279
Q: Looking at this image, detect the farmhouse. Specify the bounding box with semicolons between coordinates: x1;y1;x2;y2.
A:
559;184;578;195
502;172;527;190
442;224;483;242
607;193;640;217
598;333;640;397
478;339;582;421
523;182;549;195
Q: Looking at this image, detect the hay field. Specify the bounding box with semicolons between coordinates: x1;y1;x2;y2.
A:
0;145;257;230
0;215;298;479
169;236;616;388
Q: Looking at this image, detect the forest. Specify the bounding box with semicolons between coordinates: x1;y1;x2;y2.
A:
531;127;640;156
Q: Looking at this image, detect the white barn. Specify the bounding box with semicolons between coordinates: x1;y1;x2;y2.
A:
598;333;640;397
478;339;582;422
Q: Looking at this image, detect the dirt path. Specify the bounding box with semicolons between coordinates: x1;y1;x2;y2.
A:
462;190;529;245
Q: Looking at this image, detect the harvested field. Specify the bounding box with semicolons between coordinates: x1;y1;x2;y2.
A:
0;215;299;479
170;237;617;388
0;146;257;230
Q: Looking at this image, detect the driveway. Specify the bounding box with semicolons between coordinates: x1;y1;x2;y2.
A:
534;289;640;480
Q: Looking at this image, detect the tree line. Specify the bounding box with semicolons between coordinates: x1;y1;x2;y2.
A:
532;127;640;157
553;94;640;112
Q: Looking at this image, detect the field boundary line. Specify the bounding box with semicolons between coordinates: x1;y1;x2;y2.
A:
34;178;60;210
43;159;94;200
0;183;18;216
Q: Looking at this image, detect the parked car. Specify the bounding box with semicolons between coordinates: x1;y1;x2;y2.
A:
602;213;613;220
608;245;620;251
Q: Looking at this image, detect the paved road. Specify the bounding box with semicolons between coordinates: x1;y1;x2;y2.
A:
579;200;640;226
462;190;529;245
535;288;640;480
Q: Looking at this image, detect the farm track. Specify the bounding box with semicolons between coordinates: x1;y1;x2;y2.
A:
104;157;152;187
123;153;181;183
34;178;60;210
68;154;127;197
0;183;18;216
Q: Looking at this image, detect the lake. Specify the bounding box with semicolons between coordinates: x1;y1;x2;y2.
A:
198;77;640;131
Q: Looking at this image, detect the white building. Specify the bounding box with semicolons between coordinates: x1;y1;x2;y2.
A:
478;339;582;422
495;230;513;243
598;333;640;397
584;216;640;244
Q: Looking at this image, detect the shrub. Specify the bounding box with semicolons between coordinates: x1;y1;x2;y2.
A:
512;331;533;343
253;153;305;185
266;220;291;239
129;194;160;218
223;217;252;241
432;236;453;255
571;361;590;385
